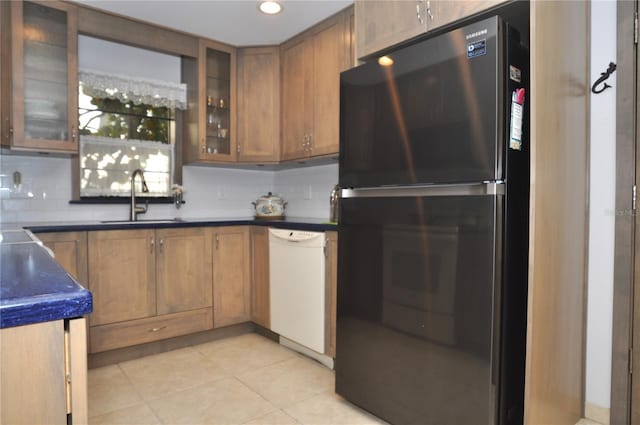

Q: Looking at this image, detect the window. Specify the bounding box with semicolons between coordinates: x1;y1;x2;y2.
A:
77;69;186;198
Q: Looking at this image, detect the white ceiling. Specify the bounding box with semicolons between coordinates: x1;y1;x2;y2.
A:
76;0;354;46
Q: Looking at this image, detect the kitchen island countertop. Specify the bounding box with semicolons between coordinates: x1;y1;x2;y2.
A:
0;232;93;329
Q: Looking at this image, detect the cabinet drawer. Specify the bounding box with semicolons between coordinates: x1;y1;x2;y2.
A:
89;308;213;353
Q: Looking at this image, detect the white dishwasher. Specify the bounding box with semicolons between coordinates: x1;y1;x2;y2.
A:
269;228;326;354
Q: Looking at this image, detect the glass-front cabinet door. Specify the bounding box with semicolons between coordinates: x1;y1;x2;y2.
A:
8;0;78;153
198;39;236;162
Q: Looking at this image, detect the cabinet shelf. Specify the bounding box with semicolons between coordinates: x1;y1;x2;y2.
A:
205;135;230;142
206;76;230;83
206;105;229;112
24;75;68;88
24;37;67;50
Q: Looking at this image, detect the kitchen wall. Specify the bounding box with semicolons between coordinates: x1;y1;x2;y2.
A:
0;154;335;223
79;35;180;82
585;0;616;422
273;163;338;219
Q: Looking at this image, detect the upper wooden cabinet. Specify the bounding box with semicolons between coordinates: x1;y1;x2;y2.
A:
183;39;237;164
1;0;78;153
237;47;280;163
281;36;313;161
430;0;507;30
355;0;426;60
355;0;506;59
212;226;251;328
281;7;353;161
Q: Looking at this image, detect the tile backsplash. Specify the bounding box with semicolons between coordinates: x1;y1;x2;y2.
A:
0;154;337;223
273;163;338;219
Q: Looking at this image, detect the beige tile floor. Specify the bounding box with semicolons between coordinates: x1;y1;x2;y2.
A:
88;333;388;425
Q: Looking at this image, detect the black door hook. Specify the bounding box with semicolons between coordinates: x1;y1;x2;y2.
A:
592;62;617;94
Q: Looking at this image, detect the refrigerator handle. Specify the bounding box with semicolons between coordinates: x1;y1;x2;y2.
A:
490;196;504;391
416;0;424;24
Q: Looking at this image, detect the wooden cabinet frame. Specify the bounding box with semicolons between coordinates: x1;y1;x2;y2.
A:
37;231;87;284
250;226;270;328
88;229;156;327
87;228;217;352
212;226;251;328
182;39;238;164
237;47;281;162
1;317;88;424
611;1;639;424
3;0;78;153
324;231;337;358
280;7;353;162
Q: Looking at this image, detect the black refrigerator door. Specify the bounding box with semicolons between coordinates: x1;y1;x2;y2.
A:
335;191;501;425
340;16;504;188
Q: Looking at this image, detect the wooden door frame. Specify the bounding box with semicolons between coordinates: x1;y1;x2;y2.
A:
611;1;637;424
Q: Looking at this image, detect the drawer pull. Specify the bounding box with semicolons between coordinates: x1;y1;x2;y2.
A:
149;326;167;333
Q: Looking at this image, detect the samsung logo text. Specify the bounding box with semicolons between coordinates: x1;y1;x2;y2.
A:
465;29;488;40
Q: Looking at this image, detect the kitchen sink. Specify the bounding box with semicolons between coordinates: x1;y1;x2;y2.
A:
100;219;183;224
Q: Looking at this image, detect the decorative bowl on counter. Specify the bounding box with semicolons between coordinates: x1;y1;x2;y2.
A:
252;192;287;219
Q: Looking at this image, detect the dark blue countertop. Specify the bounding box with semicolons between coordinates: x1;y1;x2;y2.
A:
20;216;338;233
0;217;333;329
1;241;93;329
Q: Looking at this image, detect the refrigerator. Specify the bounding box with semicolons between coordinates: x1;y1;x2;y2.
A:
335;15;529;425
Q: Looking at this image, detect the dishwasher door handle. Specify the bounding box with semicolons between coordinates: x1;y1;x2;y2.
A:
268;228;324;245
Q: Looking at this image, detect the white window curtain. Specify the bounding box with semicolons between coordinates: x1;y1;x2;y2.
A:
78;68;184;197
78;68;187;110
80;135;174;197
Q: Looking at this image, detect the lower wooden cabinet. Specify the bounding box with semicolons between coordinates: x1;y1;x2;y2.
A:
324;231;338;358
43;225;333;354
87;228;214;353
156;227;213;315
250;226;270;328
212;227;251;328
90;308;213;353
88;229;156;327
1;318;88;425
37;231;88;284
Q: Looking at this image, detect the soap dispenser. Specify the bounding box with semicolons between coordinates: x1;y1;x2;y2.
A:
329;184;340;223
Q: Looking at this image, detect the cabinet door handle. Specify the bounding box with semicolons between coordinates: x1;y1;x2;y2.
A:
308;134;313;151
416;0;424;24
426;0;433;21
149;326;166;333
215;234;219;250
150;237;155;253
159;238;164;253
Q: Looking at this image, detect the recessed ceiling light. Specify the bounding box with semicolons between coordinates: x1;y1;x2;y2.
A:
378;56;394;66
258;1;283;15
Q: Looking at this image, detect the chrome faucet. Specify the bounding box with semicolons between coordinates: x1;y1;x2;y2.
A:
130;169;149;221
